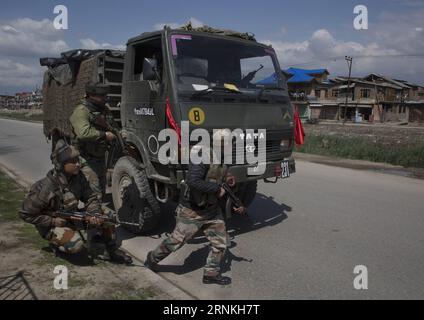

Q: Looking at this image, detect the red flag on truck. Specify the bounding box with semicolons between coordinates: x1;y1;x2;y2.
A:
165;98;181;144
294;111;305;146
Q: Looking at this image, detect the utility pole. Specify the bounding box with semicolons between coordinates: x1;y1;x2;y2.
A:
343;56;353;123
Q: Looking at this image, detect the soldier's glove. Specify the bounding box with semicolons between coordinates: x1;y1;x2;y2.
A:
52;217;67;227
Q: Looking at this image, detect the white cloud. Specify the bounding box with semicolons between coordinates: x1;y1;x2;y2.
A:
0;59;42;88
153;17;204;31
79;38;125;51
0;18;69;57
263;8;424;85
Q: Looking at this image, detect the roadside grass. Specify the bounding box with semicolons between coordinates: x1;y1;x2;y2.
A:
0;170;26;222
297;134;424;168
0;171;100;293
108;283;156;300
0;109;43;122
0;170;70;265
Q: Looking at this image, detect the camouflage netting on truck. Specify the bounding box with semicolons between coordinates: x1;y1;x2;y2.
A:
178;22;256;42
40;49;125;140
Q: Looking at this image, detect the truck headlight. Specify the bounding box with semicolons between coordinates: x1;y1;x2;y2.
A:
280;139;291;149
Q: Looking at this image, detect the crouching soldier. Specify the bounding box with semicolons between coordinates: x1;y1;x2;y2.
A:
144;129;246;285
20;140;132;264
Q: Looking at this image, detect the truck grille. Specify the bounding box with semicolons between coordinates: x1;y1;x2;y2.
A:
231;129;293;164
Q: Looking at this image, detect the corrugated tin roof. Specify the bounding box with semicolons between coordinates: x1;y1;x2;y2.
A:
284;68;329;83
256;72;278;85
257;67;328;84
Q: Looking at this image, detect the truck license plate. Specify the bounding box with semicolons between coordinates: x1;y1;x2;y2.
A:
281;161;290;178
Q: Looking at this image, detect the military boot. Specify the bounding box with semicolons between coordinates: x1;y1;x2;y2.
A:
144;251;158;272
106;247;133;265
202;274;232;285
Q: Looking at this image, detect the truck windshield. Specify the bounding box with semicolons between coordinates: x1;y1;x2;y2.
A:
170;34;285;95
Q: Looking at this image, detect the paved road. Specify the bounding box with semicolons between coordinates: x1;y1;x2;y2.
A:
1;118;424;299
0;119;50;184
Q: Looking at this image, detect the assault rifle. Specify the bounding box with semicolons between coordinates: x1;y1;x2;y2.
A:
221;183;243;208
53;210;117;228
93;115;129;156
19;209;117;229
241;64;264;86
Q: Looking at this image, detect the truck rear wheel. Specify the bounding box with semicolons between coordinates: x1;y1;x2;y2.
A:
112;156;161;234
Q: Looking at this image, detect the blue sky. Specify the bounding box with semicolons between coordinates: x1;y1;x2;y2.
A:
1;0;423;93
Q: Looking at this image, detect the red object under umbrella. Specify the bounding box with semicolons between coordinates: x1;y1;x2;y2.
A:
294;111;305;146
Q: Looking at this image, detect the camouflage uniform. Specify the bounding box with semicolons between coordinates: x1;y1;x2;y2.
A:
20;170;116;254
149;163;228;277
69;99;116;201
20;143;118;255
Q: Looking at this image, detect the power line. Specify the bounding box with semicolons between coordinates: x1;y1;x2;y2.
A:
281;53;424;68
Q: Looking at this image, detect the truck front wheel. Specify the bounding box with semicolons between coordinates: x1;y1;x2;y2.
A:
111;156;161;234
238;181;258;207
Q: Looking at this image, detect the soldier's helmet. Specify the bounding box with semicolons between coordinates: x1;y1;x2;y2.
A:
85;82;110;96
51;140;80;168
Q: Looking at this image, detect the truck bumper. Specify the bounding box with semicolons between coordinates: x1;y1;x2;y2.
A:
227;157;296;183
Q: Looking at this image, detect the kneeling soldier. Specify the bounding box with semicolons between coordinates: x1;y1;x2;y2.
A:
20;140;132;264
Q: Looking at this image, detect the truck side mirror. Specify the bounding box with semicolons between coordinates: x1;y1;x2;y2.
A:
143;58;161;82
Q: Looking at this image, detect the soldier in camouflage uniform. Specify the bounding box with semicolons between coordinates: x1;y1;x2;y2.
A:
20;140;132;264
145;130;246;285
69;82;117;202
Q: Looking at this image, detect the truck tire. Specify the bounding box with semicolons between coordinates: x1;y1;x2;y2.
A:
238;181;257;207
112;156;161;234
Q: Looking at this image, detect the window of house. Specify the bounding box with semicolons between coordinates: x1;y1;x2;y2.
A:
315;89;321;98
360;89;371;98
332;90;339;97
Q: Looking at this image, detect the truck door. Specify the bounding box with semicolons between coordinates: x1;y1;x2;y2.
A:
122;36;166;138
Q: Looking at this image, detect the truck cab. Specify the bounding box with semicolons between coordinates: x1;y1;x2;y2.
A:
113;26;295;232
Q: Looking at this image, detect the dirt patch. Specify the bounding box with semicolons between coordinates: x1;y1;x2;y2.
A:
0;215;178;300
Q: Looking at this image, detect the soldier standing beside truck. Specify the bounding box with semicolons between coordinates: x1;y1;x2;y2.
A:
144;130;246;285
69;82;118;202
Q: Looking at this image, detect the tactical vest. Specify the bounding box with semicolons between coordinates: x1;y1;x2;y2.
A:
71;101;110;159
50;172;79;212
191;164;227;208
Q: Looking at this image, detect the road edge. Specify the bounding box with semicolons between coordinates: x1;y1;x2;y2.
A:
293;152;424;179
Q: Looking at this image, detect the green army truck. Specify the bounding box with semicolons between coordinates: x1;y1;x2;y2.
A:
41;25;296;233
